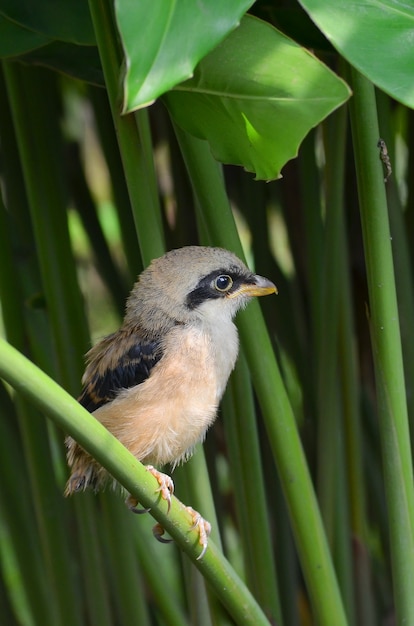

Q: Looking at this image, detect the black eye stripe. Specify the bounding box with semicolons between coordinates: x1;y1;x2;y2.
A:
186;268;256;309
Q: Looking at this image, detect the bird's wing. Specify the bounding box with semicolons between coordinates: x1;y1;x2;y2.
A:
78;329;163;413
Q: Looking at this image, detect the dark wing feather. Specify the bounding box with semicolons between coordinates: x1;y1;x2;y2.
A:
78;333;163;413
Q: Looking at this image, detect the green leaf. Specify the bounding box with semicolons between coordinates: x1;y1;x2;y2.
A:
115;0;254;111
20;42;104;86
0;0;95;45
299;0;414;108
0;15;51;57
164;16;351;181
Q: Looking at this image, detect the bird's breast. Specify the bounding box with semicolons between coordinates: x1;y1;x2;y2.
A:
93;322;239;467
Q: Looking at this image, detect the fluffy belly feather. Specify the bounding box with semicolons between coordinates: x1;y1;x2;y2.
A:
93;325;222;467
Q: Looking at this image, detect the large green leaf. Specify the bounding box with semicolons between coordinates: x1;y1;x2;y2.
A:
164;16;351;181
0;0;95;45
20;43;104;86
0;15;51;57
115;0;254;111
299;0;414;108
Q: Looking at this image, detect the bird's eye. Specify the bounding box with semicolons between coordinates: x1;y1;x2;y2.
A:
214;275;233;292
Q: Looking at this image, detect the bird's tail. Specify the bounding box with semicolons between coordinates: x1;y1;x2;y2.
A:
64;436;102;496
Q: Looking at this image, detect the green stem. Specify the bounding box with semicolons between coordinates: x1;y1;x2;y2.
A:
89;86;142;278
337;193;376;625
0;338;271;626
3;63;89;391
376;91;414;449
88;0;165;264
316;110;347;535
0;397;52;625
224;355;283;624
347;67;414;625
68;142;128;314
131;513;188;626
99;495;151;626
316;109;356;622
172;125;348;626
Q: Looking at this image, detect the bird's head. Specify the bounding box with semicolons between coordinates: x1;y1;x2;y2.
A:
124;246;277;332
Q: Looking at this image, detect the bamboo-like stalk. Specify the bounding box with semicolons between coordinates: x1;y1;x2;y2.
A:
224;354;283;624
337;189;377;626
88;0;165;264
131;513;189;626
2;63;93;626
68;142;128;314
99;496;152;625
376;92;414;445
347;66;414;625
316;109;356;622
172;124;348;625
316;110;347;536
0;337;273;626
3;63;89;390
89;86;143;278
0;392;53;625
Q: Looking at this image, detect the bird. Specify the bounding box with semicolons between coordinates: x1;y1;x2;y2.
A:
65;245;276;557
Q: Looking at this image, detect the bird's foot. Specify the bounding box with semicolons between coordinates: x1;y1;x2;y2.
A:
152;506;211;559
185;506;211;560
146;465;174;512
126;466;209;559
126;496;150;514
152;523;173;544
126;465;174;514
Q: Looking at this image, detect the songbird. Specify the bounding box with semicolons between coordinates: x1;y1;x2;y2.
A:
65;246;276;557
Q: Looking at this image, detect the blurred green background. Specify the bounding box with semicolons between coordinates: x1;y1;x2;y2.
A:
1;1;414;625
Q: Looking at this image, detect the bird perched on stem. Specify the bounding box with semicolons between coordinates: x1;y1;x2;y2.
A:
65;246;276;557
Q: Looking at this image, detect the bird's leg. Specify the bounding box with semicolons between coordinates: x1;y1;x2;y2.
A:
126;465;175;514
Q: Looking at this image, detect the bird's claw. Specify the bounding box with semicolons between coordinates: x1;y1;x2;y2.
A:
126;466;174;513
152;522;173;544
127;466;209;559
185;506;211;560
152;507;211;559
126;495;150;514
146;465;174;512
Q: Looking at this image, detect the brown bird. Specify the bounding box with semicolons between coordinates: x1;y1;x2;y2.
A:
65;246;276;557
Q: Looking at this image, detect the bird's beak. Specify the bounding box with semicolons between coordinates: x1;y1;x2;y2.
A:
229;274;277;298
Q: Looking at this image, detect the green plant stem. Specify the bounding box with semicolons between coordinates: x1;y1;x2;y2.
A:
347;66;414;625
174;449;225;626
0;337;271;626
89;86;142;278
337;195;376;625
0;396;52;626
224;355;282;625
99;495;151;626
172;124;347;625
317;109;356;622
131;514;188;626
88;0;165;264
316;110;347;536
68;142;128;314
299;130;324;338
376;91;414;447
3;61;118;625
3;62;89;391
3;62;92;626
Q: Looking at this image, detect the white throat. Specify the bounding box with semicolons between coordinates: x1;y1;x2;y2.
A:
195;300;240;400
